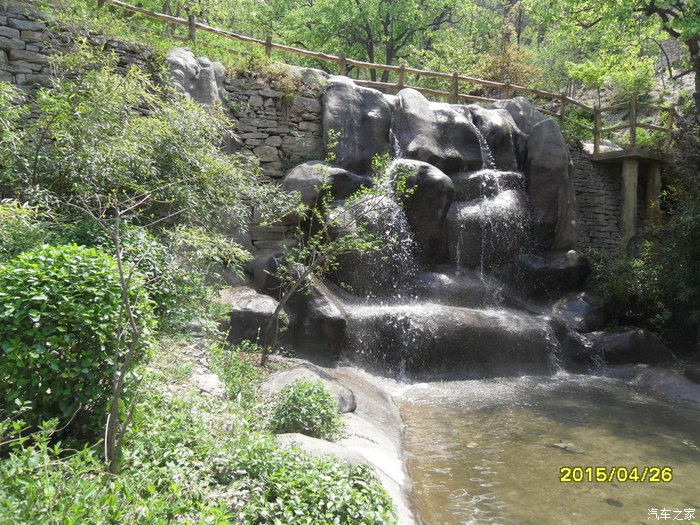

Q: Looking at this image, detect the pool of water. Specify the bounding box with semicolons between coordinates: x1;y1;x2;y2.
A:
399;374;700;525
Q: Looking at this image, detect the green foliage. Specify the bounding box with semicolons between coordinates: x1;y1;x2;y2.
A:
0;201;57;263
0;343;397;525
269;378;345;441
587;244;671;334
0;244;155;428
209;340;263;408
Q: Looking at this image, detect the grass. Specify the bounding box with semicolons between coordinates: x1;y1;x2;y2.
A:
0;337;398;524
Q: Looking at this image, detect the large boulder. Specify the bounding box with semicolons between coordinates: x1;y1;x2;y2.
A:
553;292;607;333
446;189;531;269
468;105;526;170
508;250;589;298
283;161;372;208
392;89;482;174
261;363;356;413
524;119;577;251
451;169;524;201
390;160;454;264
166;48;226;106
285;277;348;359
413;268;504;308
492;96;546;135
591;327;673;364
344;303;554;378
322;76;392;174
219;286;286;344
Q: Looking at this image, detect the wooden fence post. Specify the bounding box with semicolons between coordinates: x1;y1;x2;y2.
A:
398;64;405;89
451;72;459;103
265;35;273;58
664;106;674;152
593;105;601;154
559;92;567;125
339;52;347;76
503;79;511;99
187;14;196;41
629;96;637;148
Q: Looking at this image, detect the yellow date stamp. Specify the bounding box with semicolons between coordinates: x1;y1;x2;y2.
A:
560;466;673;483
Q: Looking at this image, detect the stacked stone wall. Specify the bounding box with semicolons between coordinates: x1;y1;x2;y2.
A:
224;72;325;179
570;149;623;253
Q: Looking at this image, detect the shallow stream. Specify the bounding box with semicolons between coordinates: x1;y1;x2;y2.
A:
397;374;700;525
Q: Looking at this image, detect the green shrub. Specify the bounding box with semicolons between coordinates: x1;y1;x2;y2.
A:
269;378;344;441
0;201;57;263
0;244;155;428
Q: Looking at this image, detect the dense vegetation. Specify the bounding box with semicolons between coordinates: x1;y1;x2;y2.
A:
0;40;396;522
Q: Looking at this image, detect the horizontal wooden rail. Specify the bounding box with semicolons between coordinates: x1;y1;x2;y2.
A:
100;0;674;154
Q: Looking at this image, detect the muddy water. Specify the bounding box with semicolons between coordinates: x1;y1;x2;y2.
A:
399;374;700;525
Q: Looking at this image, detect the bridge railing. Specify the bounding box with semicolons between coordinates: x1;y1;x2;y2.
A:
98;0;674;154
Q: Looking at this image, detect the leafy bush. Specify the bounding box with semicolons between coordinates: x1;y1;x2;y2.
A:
0;201;57;263
269;378;344;441
0;244;155;428
587;243;670;335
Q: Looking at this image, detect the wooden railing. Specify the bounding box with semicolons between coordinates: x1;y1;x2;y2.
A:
98;0;675;154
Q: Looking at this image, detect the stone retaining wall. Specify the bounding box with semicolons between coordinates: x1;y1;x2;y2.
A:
570;148;650;254
224;70;325;179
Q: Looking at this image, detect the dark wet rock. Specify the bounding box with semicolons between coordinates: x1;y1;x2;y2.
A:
322;76;392;174
469;105;526;170
166;48;226;106
392;89;482;174
261;362;356;413
524;119;577;251
219;286;286;344
446;189;531;269
685;365;700;384
344;304;554;378
413;268;503;308
508;250;589;298
492;96;546;135
591;327;673;364
451;169;524;201
608;364;700;403
391;159;454;264
553;292;607;332
252;252;283;293
283;161;372;208
286;277;347;359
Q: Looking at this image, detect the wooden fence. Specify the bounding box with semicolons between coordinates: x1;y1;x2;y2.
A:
98;0;675;154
